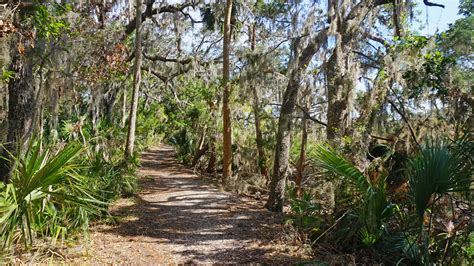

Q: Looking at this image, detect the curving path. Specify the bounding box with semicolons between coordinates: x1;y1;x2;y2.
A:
68;145;309;264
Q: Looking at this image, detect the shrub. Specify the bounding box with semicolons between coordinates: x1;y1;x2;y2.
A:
0;140;103;250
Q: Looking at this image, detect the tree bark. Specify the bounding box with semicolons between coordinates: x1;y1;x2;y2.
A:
206;100;218;173
207;139;217;173
192;125;208;167
249;23;268;178
0;45;38;182
252;86;268;177
47;75;60;142
103;83;120;123
121;89;127;128
265;32;325;211
350;73;390;167
45;47;62;143
326;50;354;143
325;0;379;144
296;96;310;196
222;0;233;180
125;0;143;160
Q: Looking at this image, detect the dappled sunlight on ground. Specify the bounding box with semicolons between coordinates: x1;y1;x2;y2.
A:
66;145;311;264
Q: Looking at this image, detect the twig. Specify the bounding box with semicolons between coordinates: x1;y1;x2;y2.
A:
387;99;421;149
46;248;65;260
312;210;349;244
296;103;327;127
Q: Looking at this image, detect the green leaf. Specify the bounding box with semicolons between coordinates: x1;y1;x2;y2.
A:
310;144;369;192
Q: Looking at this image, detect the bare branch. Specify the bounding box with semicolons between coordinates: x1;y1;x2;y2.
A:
124;0;200;37
366;33;390;48
352;50;380;65
387;99;421;149
423;0;445;8
142;65;191;83
296;103;327;127
143;52;192;64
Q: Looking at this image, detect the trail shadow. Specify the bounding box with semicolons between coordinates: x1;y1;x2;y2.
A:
101;145;305;264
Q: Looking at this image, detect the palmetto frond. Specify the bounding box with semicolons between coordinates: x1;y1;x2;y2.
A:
310;144;369;192
310;144;393;246
0;139;103;249
406;139;473;219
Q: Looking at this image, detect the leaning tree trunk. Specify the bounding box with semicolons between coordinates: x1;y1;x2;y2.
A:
222;0;233;180
265;74;300;211
265;33;323;211
124;0;143;160
192;125;208;167
0;45;38;182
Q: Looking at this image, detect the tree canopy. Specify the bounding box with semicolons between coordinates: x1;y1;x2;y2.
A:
0;0;472;264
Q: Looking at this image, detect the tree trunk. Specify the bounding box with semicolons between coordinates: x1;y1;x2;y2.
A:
222;0;233;180
121;89;127;128
249;23;268;178
45;47;62;143
326;0;386;144
325;3;358;144
349;69;390;168
89;86;101;139
265;29;325;212
252;86;268;177
265;78;299;212
326;50;354;144
296;97;310;196
37;68;45;150
192;125;208;167
0;45;38;182
207;101;218;174
103;83;119;123
207;139;217;173
47;74;60;142
124;0;143;160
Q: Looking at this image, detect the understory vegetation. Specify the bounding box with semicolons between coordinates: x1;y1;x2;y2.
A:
286;137;473;264
0;0;472;264
0;113;160;257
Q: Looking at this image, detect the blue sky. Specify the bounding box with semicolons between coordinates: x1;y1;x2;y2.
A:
413;0;461;35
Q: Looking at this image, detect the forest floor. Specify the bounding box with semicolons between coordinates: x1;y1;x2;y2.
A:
65;145;312;264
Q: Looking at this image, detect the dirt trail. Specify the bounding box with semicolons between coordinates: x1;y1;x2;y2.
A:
69;145;309;264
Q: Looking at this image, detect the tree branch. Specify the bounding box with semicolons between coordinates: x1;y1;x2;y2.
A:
423;0;445;8
143;52;192;64
124;0;199;37
387;99;421;148
295;103;327;127
352;50;380;65
142;65;191;83
366;33;390;48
